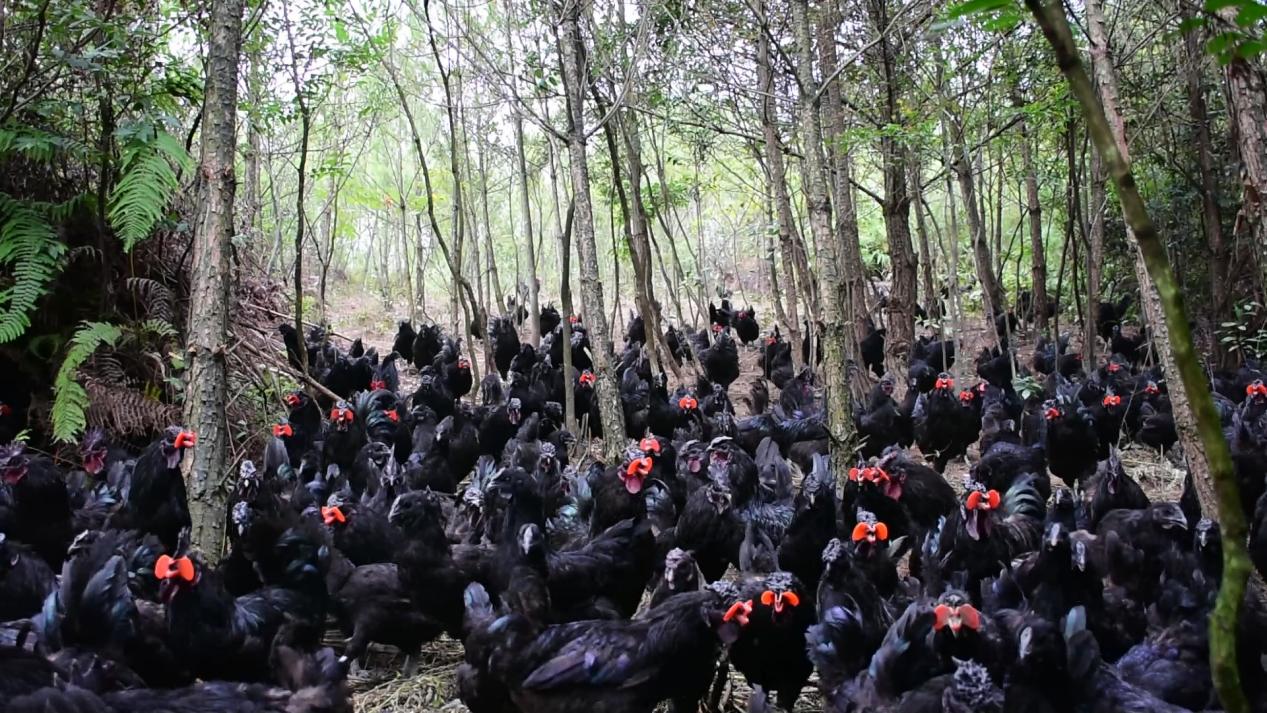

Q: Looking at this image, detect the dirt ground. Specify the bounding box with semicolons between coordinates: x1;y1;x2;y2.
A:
319;292;1182;712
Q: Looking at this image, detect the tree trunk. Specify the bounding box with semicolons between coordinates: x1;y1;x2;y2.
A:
281;1;311;376
422;0;483;353
952;125;1007;324
1182;18;1229;345
506;0;540;347
556;0;625;458
816;0;868;354
756;0;803;368
867;0;917;366
183;0;243;562
240;49;262;241
1016;95;1049;332
1029;0;1248;707
1086;141;1105;366
910;152;938;320
1217;7;1267;286
793;0;854;477
616;105;675;377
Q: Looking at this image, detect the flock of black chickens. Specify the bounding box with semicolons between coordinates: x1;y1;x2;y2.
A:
6;294;1267;713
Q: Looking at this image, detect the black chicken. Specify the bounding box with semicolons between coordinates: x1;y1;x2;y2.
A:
700;329;740;390
1042;396;1100;487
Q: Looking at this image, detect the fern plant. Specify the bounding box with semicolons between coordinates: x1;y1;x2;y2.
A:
52;321;123;443
109;126;192;252
0;194;68;342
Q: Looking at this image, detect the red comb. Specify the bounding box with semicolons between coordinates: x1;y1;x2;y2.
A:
935;377;954;390
174;431;197;449
1102;395;1122;407
322;506;346;525
272;423;293;438
851;521;890;542
639;437;661;455
1044;407;1061;420
370;379;387;391
965;489;1001;511
723;600;753;625
154;554;195;583
678;396;699;410
385;409;399;423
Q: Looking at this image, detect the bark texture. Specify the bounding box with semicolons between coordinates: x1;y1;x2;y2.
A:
952;128;1007;325
182;0;243;562
756;0;803;367
816;0;868;351
1017;101;1049;331
557;0;626;459
793;0;854;479
1218;7;1267;282
1182;17;1228;335
866;0;917;365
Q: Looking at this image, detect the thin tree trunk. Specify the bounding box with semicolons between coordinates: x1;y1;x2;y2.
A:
952;124;1007;324
506;0;540;347
183;0;243;561
816;0;868;355
756;0;803;368
1086;142;1105;365
421;0;481;353
1017;93;1049;332
867;0;917;366
1182;17;1229;349
910;152;938;320
793;0;854;476
556;0;625;457
1216;7;1267;286
1028;1;1248;708
240;49;262;241
281;1;310;376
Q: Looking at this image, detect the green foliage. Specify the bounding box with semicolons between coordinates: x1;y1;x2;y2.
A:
0;194;69;342
52;321;124;443
109;125;193;252
1218;301;1267;361
1014;374;1044;401
941;0;1023;32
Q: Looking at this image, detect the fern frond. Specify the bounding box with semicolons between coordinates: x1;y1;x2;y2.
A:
108;129;192;252
133;318;177;340
0;193;67;342
0;125;92;164
52;321;124;443
125;277;176;322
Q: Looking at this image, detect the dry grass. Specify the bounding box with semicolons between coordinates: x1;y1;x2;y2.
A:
351;638;465;713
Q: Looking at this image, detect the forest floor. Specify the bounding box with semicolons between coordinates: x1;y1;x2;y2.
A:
317;289;1183;712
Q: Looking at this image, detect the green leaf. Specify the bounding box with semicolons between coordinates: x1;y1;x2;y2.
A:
108;127;192;251
52;321;123;443
0;193;68;342
1176;17;1206;34
946;0;1013;20
1238;38;1267;58
1237;2;1267;25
